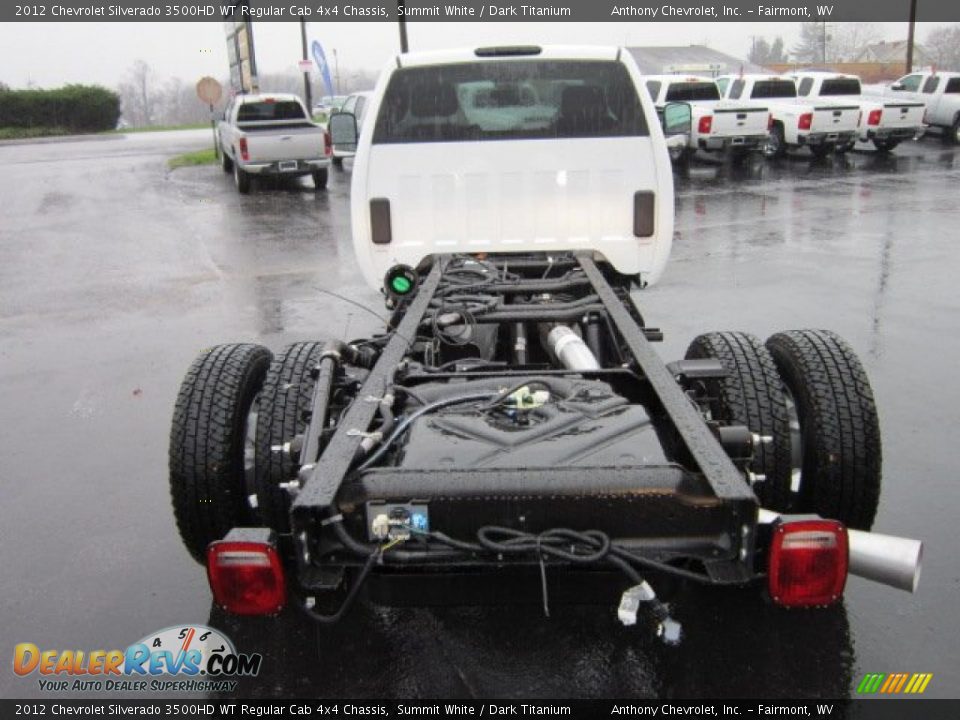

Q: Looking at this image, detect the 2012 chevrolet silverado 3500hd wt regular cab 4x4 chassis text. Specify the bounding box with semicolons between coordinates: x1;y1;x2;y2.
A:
169;46;922;640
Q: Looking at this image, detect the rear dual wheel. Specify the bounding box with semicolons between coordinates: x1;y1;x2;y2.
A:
766;330;881;530
169;344;273;562
685;332;793;511
686;329;881;529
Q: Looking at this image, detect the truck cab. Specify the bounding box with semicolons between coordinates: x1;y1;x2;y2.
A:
330;45;676;290
716;74;860;158
787;71;925;152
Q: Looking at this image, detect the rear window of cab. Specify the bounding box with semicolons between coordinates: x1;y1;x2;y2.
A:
372;60;649;143
237;101;306;122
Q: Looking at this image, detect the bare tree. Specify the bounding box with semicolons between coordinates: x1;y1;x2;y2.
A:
830;23;883;62
118;60;156;126
925;25;960;71
792;23;825;64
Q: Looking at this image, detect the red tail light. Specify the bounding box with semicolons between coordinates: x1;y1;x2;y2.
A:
238;137;249;162
207;536;286;615
324;130;332;156
698;115;713;135
867;109;882;126
768;113;774;131
798;113;813;131
768;520;848;608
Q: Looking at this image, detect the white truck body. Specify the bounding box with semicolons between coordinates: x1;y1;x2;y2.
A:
864;71;960;143
342;46;675;291
716;74;860;156
788;71;925;150
218;93;330;179
644;75;769;155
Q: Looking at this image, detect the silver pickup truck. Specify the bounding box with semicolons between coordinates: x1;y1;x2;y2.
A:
217;93;332;194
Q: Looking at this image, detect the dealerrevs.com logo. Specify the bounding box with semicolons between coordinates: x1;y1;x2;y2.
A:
13;624;262;693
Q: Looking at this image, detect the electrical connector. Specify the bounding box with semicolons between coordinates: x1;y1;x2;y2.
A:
658;618;683;646
371;513;390;540
617;581;656;626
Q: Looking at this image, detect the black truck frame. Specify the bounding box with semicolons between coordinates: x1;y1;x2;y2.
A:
176;250;908;630
287;254;759;601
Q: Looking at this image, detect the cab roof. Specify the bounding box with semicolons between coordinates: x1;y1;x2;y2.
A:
643;74;715;83
395;45;621;68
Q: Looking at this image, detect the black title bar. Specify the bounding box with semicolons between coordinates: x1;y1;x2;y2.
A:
5;700;960;719
5;0;960;23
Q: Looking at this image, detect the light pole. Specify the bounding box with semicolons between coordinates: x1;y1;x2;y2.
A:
300;19;312;110
906;0;918;73
397;1;409;53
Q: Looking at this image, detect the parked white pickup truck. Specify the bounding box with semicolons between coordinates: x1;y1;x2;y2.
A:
218;93;331;194
787;71;925;152
716;74;860;158
865;71;960;144
644;75;770;161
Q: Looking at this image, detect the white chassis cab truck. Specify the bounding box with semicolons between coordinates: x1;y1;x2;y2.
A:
865;71;960;144
644;74;770;161
717;74;860;158
218;93;332;194
787;71;925;153
169;46;922;634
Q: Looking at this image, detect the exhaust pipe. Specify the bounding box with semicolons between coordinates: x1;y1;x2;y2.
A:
758;509;922;593
543;325;600;371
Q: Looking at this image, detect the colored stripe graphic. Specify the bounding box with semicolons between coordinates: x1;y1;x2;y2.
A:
857;672;932;694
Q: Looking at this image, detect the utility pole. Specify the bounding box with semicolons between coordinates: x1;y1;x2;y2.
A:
397;0;409;53
333;48;341;94
821;22;828;63
300;19;312;110
905;0;918;73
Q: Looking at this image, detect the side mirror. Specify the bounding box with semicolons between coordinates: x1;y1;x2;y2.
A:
329;111;358;150
662;102;692;136
890;83;905;91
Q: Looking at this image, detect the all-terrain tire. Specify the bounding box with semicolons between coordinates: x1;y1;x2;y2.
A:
765;330;881;530
764;124;786;159
810;144;834;159
685;332;793;510
234;163;251;194
312;168;329;190
254;342;326;532
873;139;900;153
221;148;233;173
169;343;273;562
331;156;344;170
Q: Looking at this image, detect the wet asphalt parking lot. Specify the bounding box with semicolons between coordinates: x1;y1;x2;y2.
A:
2;130;959;700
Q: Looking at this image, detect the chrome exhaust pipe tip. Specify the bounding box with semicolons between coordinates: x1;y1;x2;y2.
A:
847;528;922;594
757;508;923;594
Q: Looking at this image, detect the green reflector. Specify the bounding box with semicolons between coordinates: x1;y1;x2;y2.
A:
391;276;412;294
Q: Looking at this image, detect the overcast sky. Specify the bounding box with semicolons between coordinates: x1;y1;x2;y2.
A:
0;21;943;89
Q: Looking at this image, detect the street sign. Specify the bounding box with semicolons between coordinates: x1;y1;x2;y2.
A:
298;59;313;73
196;77;223;105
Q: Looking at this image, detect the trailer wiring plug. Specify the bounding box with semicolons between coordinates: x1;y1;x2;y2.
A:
618;581;683;646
